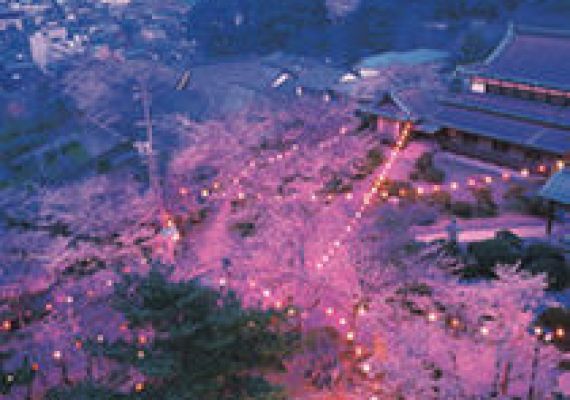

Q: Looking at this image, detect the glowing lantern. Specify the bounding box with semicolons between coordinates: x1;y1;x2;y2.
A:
135;382;145;392
263;289;271;298
326;307;334;316
484;176;493;184
538;165;547;173
52;350;62;361
138;335;147;345
450;182;458;190
556;160;566;170
427;312;437;322
556;328;565;339
480;326;490;336
96;334;104;343
534;326;543;336
75;340;83;349
544;333;553;342
201;189;209;198
521;168;530;177
346;331;355;341
2;320;11;331
179;187;188;195
137;350;145;359
468;178;476;187
219;277;227;287
361;362;371;373
502;172;511;181
339;318;347;326
31;363;39;372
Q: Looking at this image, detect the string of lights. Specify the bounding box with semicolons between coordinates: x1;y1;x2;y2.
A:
3;86;566;394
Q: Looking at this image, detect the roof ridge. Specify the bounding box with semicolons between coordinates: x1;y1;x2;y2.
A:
483;23;515;66
513;24;570;39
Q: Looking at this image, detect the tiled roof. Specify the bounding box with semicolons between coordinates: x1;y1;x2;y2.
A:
539;168;570;205
359;100;410;121
461;25;570;91
439;92;570;130
434;104;570;156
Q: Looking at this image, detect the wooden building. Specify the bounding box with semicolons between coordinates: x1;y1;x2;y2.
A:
359;25;570;170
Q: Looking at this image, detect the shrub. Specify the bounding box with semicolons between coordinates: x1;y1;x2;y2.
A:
322;174;352;194
230;221;256;238
410;152;445;184
423;190;452;210
495;229;523;250
470;186;497;217
352;147;384;179
524;196;551;217
464;235;522;278
521;243;570;290
503;184;550;217
449;201;474;218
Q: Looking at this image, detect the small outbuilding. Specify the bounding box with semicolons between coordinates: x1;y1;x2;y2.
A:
538;167;570;235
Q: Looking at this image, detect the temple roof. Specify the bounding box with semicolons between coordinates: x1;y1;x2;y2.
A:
460;25;570;91
439;92;570;130
433;103;570;156
539;168;570;206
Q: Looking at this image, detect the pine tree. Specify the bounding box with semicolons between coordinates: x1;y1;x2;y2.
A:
49;262;299;399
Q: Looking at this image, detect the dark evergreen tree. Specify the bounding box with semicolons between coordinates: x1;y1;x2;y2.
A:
48;262;298;399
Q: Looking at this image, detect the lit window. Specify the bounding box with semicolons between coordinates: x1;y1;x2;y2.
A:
471;81;486;94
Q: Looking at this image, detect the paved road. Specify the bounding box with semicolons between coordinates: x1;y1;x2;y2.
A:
415;224;547;243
